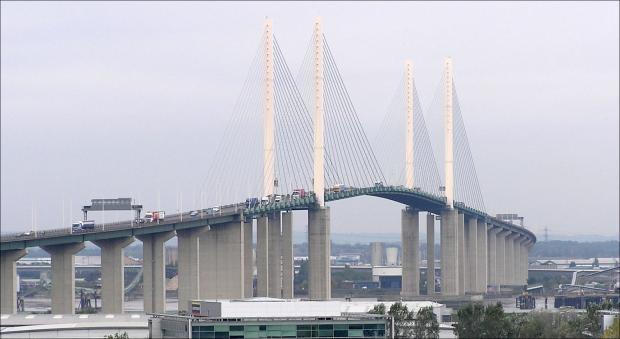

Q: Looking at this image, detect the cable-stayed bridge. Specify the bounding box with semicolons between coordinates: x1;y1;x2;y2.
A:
0;18;536;315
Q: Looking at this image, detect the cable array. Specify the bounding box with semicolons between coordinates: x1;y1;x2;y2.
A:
373;73;442;196
452;83;486;212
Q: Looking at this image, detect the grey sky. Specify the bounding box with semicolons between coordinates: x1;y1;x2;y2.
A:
1;2;618;238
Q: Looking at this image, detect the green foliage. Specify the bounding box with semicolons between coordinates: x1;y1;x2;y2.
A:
388;302;415;338
603;318;620;339
368;303;386;315
367;302;438;338
453;303;513;338
104;331;129;339
412;306;439;339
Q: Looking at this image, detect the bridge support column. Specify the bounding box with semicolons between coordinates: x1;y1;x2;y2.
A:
137;231;174;314
457;213;466;295
176;226;208;312
308;206;331;300
465;217;478;293
282;212;294;299
505;233;516;285
268;212;282;298
476;220;488;293
513;236;521;285
487;227;499;289
93;237;134;314
524;241;533;285
1;249;27;314
256;216;269;297
426;213;435;295
42;242;85;314
200;222;247;299
401;207;419;298
495;231;509;286
440;208;458;295
244;221;253;298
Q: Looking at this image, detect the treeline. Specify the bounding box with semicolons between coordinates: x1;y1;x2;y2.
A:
530;240;619;258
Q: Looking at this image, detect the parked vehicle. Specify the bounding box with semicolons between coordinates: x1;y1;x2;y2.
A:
261;196;270;205
72;220;95;230
332;184;345;193
144;211;165;223
292;188;306;199
246;197;259;208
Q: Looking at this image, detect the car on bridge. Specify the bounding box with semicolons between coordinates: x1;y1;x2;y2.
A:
189;210;199;217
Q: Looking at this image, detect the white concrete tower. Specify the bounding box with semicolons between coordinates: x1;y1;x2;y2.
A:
405;60;415;189
263;19;275;197
313;17;325;206
443;57;454;207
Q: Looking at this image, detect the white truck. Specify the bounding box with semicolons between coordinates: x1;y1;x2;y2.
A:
144;211;165;223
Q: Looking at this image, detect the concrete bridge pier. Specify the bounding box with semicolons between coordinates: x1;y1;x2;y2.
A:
256;216;269;297
1;249;27;314
465;217;478;293
487;227;499;289
243;221;253;298
41;242;85;314
200;221;247;299
401;207;419;298
268;212;282;298
176;226;208;312
457;213;466;295
281;211;294;299
136;231;174;314
440;208;459;295
308;206;331;300
495;230;509;286
505;233;517;284
93;237;134;314
426;213;435;295
476;219;488;293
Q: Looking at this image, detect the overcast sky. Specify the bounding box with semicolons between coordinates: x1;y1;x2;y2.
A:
1;2;618;239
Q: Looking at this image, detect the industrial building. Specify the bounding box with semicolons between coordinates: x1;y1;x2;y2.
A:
149;298;445;339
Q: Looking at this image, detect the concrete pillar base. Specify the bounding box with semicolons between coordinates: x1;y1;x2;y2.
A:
281;212;293;299
426;213;435;295
1;249;28;314
268;212;282;298
137;231;174;314
256;216;269;297
401;208;420;298
200;221;247;299
440;208;458;296
176;226;208;312
308;207;331;300
93;237;134;314
244;221;253;298
42;242;85;314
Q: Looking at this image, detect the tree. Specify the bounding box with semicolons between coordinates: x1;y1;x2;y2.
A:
104;332;129;339
412;306;439;339
593;257;599;268
368;303;386;315
388;302;416;338
453;303;512;338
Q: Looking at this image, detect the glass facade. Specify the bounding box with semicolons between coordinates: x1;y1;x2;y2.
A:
189;321;386;338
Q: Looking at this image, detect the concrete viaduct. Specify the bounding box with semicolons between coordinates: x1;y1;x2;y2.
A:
0;18;536;315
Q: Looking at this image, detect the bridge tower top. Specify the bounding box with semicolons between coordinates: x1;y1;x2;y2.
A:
444;57;454;208
263;19;275;197
313;17;325;206
405;59;414;189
